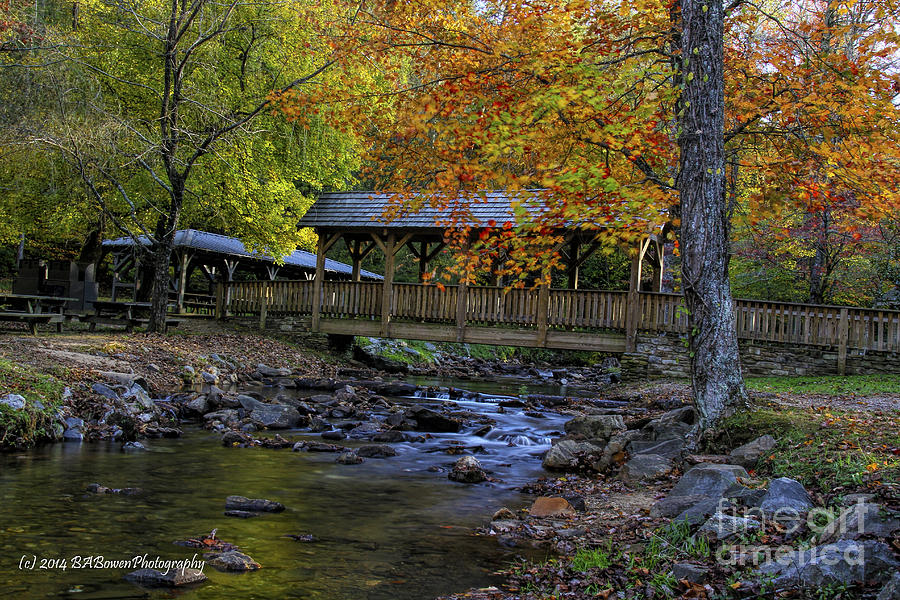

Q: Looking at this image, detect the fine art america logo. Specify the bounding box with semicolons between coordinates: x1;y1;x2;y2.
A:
712;498;887;568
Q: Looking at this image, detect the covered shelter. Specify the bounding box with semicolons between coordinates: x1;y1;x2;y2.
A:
102;229;381;311
297;190;670;350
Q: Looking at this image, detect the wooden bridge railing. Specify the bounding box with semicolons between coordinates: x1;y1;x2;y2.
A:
220;281;900;356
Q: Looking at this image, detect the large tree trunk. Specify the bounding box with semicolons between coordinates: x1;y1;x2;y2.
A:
147;197;181;333
677;0;746;431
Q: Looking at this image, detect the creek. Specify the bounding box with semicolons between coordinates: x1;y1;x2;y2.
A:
1;380;571;599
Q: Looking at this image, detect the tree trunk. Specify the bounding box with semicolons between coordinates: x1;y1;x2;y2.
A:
677;0;746;431
146;196;181;333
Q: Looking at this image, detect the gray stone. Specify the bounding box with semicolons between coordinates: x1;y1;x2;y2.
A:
618;454;674;483
204;409;239;422
542;439;604;471
629;438;685;459
256;364;292;377
669;463;749;498
64;416;84;430
449;456;487;483
225;495;285;512
593;430;640;472
563;415;626;443
697;512;761;541
0;393;26;410
819;503;900;544
840;493;877;506
91;383;119;400
206;550;260;572
62;429;84;442
321;430;346;441
183;395;209;416
722;483;767;508
760;477;813;515
336;451;364;465
373;430;407;443
356;444;397;458
201;371;218;384
124;568;207;587
759;540;899;590
729;435;776;468
237;394;265;411
877;572;900;600
221;431;247;446
250;404;301;429
122;441;146;451
672;563;709;584
642;406;696;441
407;406;461;432
224;510;260;518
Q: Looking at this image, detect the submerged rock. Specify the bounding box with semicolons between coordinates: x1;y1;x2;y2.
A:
356;444;397;458
206;550;261;572
336;451;364;465
250;404;301;429
225;495;285;513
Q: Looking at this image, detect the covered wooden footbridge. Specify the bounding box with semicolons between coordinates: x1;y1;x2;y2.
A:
102;229;380;312
217;191;900;374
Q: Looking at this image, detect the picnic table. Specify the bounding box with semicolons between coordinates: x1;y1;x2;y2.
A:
85;301;180;332
0;293;77;334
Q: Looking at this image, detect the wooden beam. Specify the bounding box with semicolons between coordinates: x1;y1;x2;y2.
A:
566;238;580;290
311;235;327;332
837;307;849;375
176;250;191;314
625;239;650;352
381;233;396;337
259;281;269;330
214;283;224;320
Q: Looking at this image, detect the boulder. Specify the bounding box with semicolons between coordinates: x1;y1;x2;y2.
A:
0;393;26;410
336;451;364;465
729;435;776;468
672;563;709;584
697;512;761;541
221;431;248;446
91;383;119;400
63;429;84;442
124;568;207;587
357;444;397;458
819;503;900;544
592;430;640;472
563;415;626;443
448;456;487;483
722;482;767;508
407;406;461;432
256;364;292;377
542;440;604;471
628;438;685;459
321;430;346;441
250;405;301;429
669;463;748;498
618;454;674;483
204;409;239;423
529;497;576;518
224;495;285;513
373;430;407;443
759;540;899;590
759;477;813;515
642;406;696;441
650;494;729;522
206;550;261;572
237;395;265;411
183;395;209;417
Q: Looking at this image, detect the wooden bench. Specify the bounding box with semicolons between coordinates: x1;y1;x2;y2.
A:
0;311;64;335
85;301;181;332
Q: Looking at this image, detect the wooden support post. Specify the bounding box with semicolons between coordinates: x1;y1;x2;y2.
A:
625;240;647;352
381;233;396;338
456;278;468;342
311;235;327;332
351;239;362;282
566;238;580;290
266;265;279;280
418;241;428;283
536;273;550;347
177;251;191;313
259;281;269;330
837;307;849;375
215;283;224;320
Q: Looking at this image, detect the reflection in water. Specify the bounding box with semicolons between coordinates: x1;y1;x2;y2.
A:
1;387;565;599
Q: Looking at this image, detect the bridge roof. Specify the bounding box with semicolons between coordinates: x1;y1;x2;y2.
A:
102;229;382;280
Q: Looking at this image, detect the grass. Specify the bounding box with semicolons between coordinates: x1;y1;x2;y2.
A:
0;357;67;449
712;404;900;497
745;374;899;396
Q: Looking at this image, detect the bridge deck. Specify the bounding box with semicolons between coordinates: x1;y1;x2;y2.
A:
219;280;900;372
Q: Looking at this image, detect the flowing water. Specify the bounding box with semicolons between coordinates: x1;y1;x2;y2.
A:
1;383;568;599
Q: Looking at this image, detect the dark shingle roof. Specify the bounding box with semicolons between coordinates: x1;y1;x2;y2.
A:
102;229;381;280
297;190;543;230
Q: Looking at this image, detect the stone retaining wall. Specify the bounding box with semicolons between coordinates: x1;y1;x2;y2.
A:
621;332;900;379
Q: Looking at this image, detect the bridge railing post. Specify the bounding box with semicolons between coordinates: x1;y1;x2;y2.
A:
837;307;849;375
